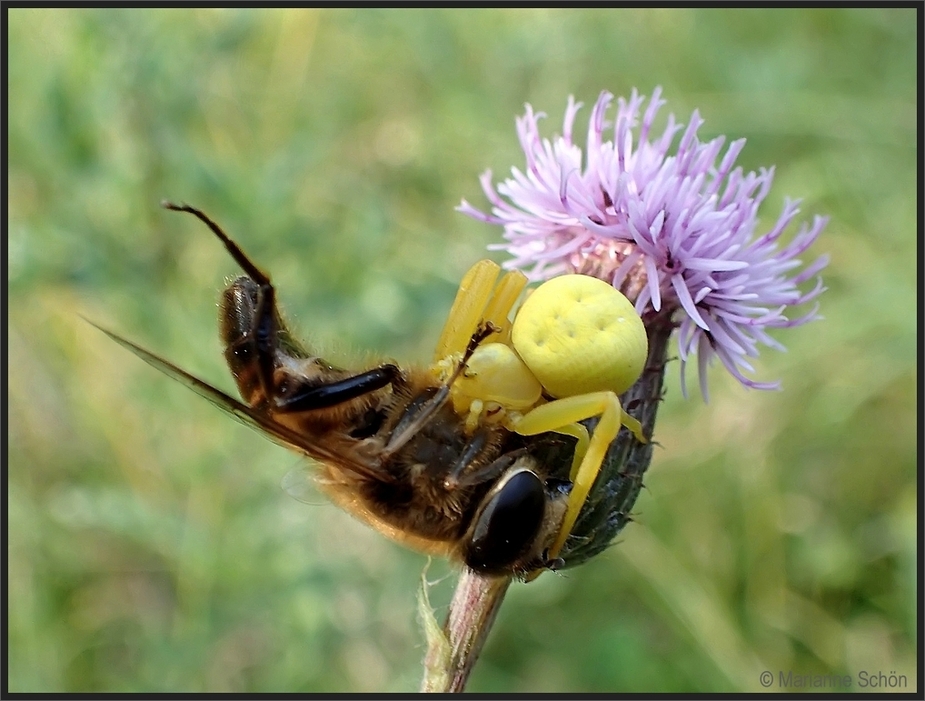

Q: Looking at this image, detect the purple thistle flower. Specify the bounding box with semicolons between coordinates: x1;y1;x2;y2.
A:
459;87;829;399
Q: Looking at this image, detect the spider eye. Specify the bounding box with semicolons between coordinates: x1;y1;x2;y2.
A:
464;469;546;574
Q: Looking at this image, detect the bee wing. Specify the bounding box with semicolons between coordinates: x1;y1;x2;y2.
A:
88;321;389;483
280;467;323;504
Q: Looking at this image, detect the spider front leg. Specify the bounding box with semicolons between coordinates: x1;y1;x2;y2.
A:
512;391;647;565
433;260;527;365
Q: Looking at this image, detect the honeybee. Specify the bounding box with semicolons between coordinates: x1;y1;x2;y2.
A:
94;202;649;578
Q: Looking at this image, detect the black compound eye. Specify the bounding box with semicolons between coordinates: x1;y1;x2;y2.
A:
464;470;546;574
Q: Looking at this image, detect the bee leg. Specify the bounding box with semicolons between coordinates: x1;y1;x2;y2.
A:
272;364;403;412
444;443;524;490
385;322;497;457
163;202;281;396
520;550;566;580
512;392;647;564
162;202;271;283
433;260;528;363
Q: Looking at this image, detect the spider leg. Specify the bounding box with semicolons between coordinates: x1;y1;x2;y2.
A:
432;260;527;363
547;422;590;483
164;202;282;401
478;268;528;346
512;391;647;566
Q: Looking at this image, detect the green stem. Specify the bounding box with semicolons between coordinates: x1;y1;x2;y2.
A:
420;569;511;693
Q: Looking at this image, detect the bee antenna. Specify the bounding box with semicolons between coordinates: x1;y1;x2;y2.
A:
161;201;270;285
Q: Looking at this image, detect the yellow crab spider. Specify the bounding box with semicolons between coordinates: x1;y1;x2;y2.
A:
433;259;649;569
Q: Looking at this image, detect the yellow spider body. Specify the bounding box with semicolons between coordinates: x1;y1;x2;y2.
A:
433;260;649;569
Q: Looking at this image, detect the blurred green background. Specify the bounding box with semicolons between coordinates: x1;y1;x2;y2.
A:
7;8;917;693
